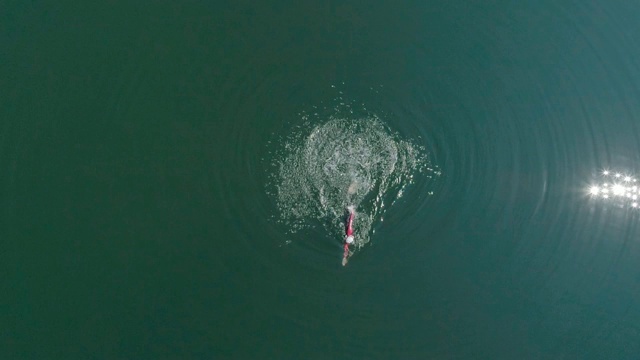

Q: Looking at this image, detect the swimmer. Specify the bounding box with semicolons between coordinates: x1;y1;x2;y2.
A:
342;206;355;266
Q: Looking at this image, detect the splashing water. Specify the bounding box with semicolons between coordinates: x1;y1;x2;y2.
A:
270;114;430;249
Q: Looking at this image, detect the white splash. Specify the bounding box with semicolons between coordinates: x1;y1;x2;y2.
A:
270;116;431;247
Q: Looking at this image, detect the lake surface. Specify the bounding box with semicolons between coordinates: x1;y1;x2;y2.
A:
4;1;640;358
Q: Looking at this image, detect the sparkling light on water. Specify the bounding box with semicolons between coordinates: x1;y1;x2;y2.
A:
588;169;640;209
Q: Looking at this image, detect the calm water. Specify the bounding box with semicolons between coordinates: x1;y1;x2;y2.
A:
4;1;640;358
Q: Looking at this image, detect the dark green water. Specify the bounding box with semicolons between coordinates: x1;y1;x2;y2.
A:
4;1;640;358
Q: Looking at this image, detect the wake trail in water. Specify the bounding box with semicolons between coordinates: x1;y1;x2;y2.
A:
270;114;431;251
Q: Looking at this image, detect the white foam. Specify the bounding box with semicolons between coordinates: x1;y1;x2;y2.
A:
271;116;429;247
